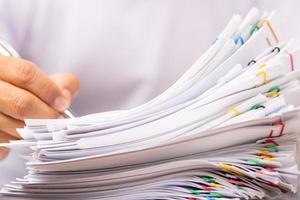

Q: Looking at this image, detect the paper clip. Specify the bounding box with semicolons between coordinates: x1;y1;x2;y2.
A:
257;63;267;69
261;154;274;159
289;53;295;71
250;24;259;36
271;46;281;53
262;157;277;161
273;121;285;136
201;185;214;191
234;35;244;45
202;177;214;182
248;158;263;165
247;59;257;66
228;179;245;186
266;91;280;98
264;139;279;146
209;192;223;198
250;104;265;110
269;121;285;137
219;163;244;176
257;150;270;156
266;87;280;98
265;167;278;172
226;108;241;116
210;182;221;189
189;189;201;195
268;129;274;137
255;70;268;87
265;145;279;152
260;19;280;47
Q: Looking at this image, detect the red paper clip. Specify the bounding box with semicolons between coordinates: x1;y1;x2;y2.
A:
229;179;245;186
273;121;285;136
268;121;285;137
264;139;279;146
265;167;278;172
289;53;295;71
202;186;214;191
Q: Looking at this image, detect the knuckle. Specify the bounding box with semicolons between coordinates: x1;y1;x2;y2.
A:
16;61;37;85
13;95;33;118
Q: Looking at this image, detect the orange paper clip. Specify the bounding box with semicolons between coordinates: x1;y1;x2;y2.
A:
260;19;280;47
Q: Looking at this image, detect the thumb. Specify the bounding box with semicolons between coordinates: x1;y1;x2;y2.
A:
50;73;80;107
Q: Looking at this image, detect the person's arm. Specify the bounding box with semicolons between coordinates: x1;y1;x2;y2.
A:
0;56;79;158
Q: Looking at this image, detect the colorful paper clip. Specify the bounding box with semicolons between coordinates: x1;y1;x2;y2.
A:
266;87;280;98
272;121;285;136
250;104;265;110
250;24;259;36
219;163;244;176
226;108;241;116
235;35;245;45
288;52;295;71
255;70;268;87
257;63;267;69
259;19;280;47
264;139;279;146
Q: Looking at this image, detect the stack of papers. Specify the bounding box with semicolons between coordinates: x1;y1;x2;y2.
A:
1;8;300;200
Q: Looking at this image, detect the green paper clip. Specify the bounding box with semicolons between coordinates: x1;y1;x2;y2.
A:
250;24;259;36
189;189;202;195
202;177;214;182
265;145;279;152
268;87;280;93
247;159;261;166
236;185;243;190
251;104;265;110
209;192;223;198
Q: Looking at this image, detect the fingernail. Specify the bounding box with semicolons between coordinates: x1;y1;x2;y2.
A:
53;89;71;111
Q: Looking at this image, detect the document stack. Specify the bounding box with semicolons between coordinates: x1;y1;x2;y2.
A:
1;8;300;200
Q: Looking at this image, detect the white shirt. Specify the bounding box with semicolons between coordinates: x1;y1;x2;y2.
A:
0;1;299;199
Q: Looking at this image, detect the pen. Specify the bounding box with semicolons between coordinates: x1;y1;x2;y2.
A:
0;38;76;119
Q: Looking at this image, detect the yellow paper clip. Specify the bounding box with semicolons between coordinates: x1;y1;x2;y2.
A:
262;157;277;162
257;150;270;156
226;108;241;116
255;71;268;87
219;163;244;176
260;19;280;47
210;182;222;189
257;63;267;69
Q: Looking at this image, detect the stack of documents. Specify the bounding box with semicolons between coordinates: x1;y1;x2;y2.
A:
1;8;300;200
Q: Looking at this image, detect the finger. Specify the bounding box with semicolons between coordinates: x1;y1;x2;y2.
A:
50;73;80;98
0;147;9;160
0;131;17;143
0;112;24;138
0;56;69;111
0;131;17;160
0;80;60;120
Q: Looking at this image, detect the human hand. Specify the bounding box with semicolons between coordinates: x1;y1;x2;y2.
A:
0;56;79;159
